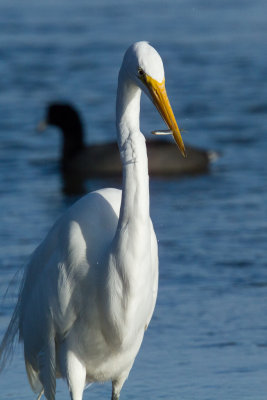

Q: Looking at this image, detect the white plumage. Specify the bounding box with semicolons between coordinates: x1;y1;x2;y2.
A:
0;41;185;400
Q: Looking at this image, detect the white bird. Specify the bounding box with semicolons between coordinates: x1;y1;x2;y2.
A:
0;42;186;400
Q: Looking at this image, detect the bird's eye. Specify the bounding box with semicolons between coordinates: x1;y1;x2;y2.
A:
138;68;145;78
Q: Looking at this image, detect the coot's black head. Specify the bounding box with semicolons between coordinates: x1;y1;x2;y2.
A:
46;103;82;134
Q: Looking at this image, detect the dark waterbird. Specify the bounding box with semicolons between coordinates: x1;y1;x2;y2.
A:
38;103;217;180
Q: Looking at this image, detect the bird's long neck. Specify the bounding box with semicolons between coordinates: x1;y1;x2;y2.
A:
115;70;150;233
102;70;153;346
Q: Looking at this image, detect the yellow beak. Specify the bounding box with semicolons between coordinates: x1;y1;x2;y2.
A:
144;74;186;158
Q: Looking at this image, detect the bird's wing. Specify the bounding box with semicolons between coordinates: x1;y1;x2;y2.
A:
37;340;56;400
19;188;122;351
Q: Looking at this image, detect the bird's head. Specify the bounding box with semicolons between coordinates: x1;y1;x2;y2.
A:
37;102;84;145
45;103;81;131
121;41;186;157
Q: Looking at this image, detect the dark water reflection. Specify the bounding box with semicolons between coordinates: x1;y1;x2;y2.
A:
0;0;267;399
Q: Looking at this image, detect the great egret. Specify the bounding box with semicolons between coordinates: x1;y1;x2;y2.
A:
0;42;186;400
38;102;212;178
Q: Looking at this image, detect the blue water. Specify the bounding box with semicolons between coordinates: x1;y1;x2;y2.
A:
0;0;267;398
